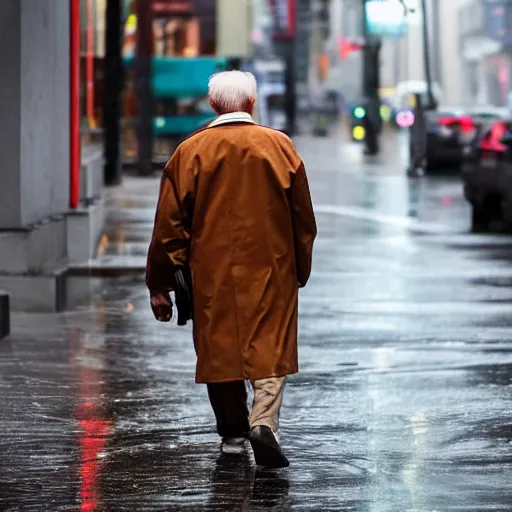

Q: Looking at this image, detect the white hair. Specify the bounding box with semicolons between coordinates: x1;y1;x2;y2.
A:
208;71;257;113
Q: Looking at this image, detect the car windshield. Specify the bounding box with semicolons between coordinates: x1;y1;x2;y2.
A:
472;112;501;120
436;112;458;118
427;112;459;123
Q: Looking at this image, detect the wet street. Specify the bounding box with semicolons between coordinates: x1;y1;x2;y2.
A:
1;131;512;511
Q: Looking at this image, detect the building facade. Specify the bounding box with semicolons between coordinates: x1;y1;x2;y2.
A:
0;0;105;314
325;0;460;107
326;0;419;103
456;0;512;107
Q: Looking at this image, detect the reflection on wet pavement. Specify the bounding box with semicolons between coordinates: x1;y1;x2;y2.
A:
1;132;512;510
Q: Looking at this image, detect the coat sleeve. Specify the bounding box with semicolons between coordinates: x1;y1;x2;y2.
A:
146;149;196;293
290;161;317;288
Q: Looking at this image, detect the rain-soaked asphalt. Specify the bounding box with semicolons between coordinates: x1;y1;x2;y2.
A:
1;130;512;511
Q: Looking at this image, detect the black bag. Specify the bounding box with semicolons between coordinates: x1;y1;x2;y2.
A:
174;266;193;326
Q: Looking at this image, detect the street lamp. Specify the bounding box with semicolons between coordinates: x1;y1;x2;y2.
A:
399;0;437;110
419;0;436;110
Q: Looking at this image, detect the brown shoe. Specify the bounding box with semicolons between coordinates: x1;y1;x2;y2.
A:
249;426;289;469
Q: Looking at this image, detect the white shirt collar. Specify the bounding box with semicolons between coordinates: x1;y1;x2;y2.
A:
208;111;255;128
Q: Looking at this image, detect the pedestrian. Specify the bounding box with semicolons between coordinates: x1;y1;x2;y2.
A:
408;93;427;177
146;70;317;469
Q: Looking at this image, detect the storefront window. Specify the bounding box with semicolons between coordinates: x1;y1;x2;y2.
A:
120;1;216;161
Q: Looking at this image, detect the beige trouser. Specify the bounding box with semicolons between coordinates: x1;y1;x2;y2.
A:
207;376;286;438
250;377;286;434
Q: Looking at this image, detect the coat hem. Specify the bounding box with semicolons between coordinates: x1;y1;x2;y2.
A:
196;368;298;385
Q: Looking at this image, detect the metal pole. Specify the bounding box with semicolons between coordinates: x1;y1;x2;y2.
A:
70;0;81;207
420;0;436;110
431;0;441;86
228;58;242;70
104;0;123;186
135;0;154;176
362;0;380;155
284;36;297;136
86;0;96;128
394;39;401;86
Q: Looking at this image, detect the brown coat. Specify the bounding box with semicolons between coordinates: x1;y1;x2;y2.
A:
146;121;317;383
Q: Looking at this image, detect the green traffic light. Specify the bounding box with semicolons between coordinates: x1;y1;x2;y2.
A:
354;107;366;119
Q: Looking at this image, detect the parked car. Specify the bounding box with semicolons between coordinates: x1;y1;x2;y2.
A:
410;107;506;172
424;109;469;170
461;119;512;232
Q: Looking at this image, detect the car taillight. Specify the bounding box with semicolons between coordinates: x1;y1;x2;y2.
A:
491;121;506;141
459;116;475;135
479;121;507;153
438;116;457;126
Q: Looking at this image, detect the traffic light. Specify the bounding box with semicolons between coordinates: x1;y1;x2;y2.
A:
351;105;367;142
339;38;364;60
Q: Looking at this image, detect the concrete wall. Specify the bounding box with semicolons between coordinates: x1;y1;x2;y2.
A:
20;0;70;226
0;2;22;228
216;0;251;58
0;0;70;229
328;0;363;101
403;19;426;83
437;0;468;106
380;40;400;88
0;1;106;312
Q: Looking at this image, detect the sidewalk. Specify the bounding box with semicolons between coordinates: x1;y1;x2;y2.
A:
2;130;512;510
69;177;158;278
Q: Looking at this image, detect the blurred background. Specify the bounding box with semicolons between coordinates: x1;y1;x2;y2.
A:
80;0;512;200
2;0;512;316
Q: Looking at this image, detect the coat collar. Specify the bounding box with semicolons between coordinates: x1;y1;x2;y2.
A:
208;111;255;128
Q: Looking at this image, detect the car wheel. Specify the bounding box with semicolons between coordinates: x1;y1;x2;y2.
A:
482;194;505;232
426;161;439;172
425;154;439;171
471;205;490;233
463;184;475;203
501;195;512;232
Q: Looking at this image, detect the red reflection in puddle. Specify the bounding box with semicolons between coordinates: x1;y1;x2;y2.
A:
70;326;111;512
79;418;110;512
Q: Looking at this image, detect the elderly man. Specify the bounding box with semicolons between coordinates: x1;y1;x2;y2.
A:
146;70;317;469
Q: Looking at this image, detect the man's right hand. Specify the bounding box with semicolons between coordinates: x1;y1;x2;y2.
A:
150;291;173;322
